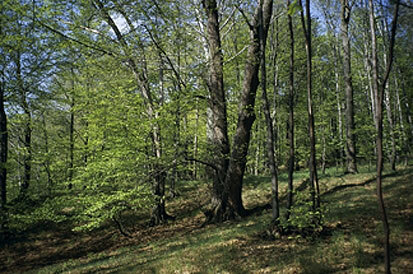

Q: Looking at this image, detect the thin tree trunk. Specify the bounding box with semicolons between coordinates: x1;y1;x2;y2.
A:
364;43;376;123
41;114;53;195
260;5;279;224
324;9;344;169
68;83;75;189
369;0;400;272
254;128;260;176
271;17;280;165
382;48;397;171
16;51;31;196
193;99;200;179
0;70;8;240
384;83;396;171
170;85;181;198
394;77;409;164
286;0;295;221
300;0;320;210
322;128;326;175
340;0;358;174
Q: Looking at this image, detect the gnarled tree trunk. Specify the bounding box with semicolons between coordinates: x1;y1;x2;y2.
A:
225;0;274;217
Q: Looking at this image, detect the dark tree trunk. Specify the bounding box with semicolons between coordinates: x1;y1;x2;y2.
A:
202;0;273;221
286;0;295;220
369;0;400;272
299;0;320;210
202;0;231;222
340;0;358;174
225;0;273;217
0;74;8;239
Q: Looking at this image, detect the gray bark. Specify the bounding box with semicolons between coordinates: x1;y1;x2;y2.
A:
340;0;358;174
225;0;273;217
202;0;231;222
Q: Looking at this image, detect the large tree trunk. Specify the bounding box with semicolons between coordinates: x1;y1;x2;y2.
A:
340;0;358;174
369;0;400;272
286;0;295;221
202;0;231;222
203;0;273;221
225;0;273;217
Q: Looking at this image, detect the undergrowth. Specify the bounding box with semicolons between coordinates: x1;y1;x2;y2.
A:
0;165;412;273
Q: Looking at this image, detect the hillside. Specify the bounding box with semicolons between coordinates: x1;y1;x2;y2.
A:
1;166;412;273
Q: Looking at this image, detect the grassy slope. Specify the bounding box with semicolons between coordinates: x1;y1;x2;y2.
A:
1;165;412;273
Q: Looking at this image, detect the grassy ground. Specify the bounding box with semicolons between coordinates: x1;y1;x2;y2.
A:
1;165;412;273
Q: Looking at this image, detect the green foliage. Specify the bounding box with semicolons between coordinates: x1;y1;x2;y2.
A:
280;189;324;236
288;0;303;16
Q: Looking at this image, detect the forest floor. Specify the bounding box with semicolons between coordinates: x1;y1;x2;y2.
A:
1;165;412;273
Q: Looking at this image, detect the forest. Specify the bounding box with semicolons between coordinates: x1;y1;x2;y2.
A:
0;0;412;273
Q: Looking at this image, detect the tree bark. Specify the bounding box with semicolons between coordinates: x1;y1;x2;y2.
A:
369;0;400;272
0;70;8;239
340;0;358;174
384;83;397;171
300;0;320;210
41;114;53;195
225;0;273;217
260;3;279;224
68;78;75;189
286;0;295;220
203;0;273;221
202;0;231;222
16;51;31;196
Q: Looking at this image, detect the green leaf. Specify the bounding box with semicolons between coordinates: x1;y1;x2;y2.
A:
288;0;302;16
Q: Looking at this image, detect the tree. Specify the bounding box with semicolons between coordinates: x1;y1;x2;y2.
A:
368;0;400;272
92;0;174;225
299;0;320;210
202;0;231;222
202;0;274;221
260;4;280;225
0;27;8;239
286;0;295;220
340;0;358;174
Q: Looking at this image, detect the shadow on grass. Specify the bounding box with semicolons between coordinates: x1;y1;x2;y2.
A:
321;167;412;197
